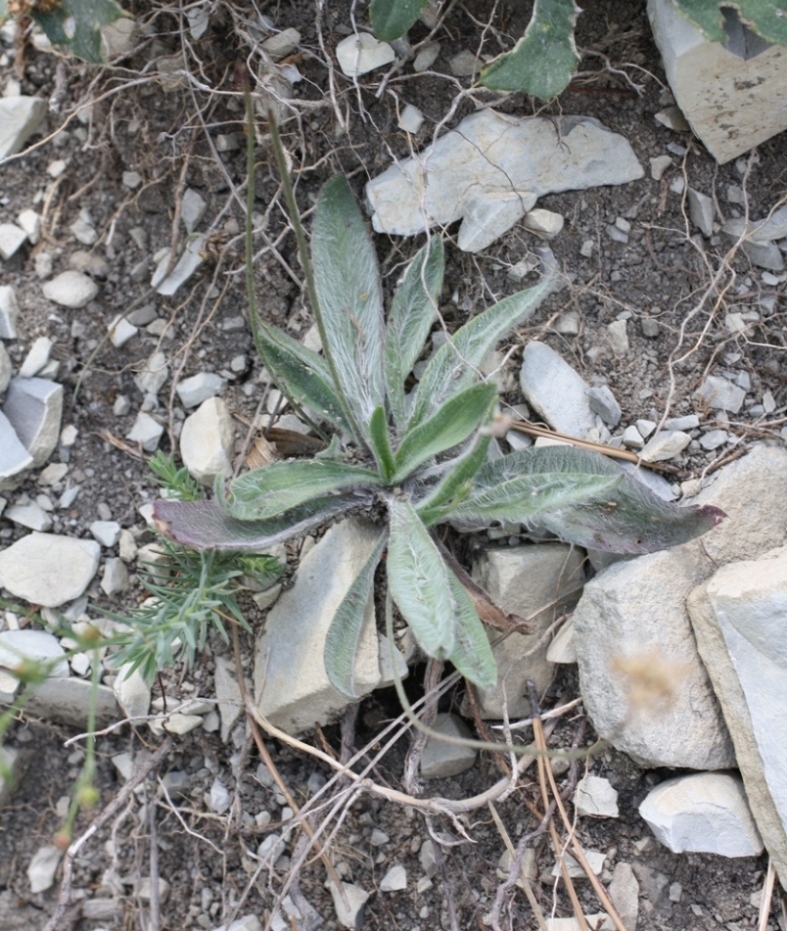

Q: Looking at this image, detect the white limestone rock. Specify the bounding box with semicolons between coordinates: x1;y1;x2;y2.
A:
90;520;121;547
42;271;98;308
181;187;207;234
254;519;383;734
3;377;63;468
524;208;564;239
420;713;476;779
179;397;234;485
467;544;585;719
639;772;763;857
113;662;151;720
0;629;68;677
151;235;206;296
397;103;424;134
176;372;225;408
520;342;598;438
0;96;47;159
0;223;28;260
688;545;787;886
328;881;369;930
648;0;787;164
24;677;118;727
0;411;34;483
101;557;129;596
366;111;643;252
27;844;63;894
215;654;244;742
336;33;395;77
640;430;691;462
108;314;138;348
379;864;407;892
694;374;746;413
126;411;164;452
5;501;52;531
0;533;99;607
134;350;169;396
546;618;577;663
0;286;20;338
574;775;619;818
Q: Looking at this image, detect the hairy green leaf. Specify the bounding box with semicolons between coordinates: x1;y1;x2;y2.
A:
225;461;382;520
325;532;387;698
674;0;787;44
153;494;370;551
393;382;496;483
369;405;396;481
254;322;352;434
386;496;455;658
446;571;497;689
34;0;126;62
385;238;444;432
409;278;552;429
370;0;429;40
480;0;581;99
416;431;492;526
454;446;726;554
312;176;386;440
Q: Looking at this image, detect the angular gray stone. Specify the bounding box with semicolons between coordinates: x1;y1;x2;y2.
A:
608;862;639;931
179;397;234;485
640;429;691;462
0;629;68;677
176;371;225;408
27;844;62;894
639;772;763;857
366;111;643;252
134;350;169;396
336;32;395;77
0;286;20;338
688;546;787;886
574;775;619;818
0;97;47;159
587;385;622;428
181;188;207;234
5;501;52;531
215;654;243;743
379;864;407;892
126;411;164;453
151;235;206;295
0;533;100;607
254;519;383;734
0;411;34;482
3;377;63;467
101;557;129;596
648;0;787;163
0;224;28;260
42;271;98;308
90;520;121;547
420;713;476;779
328;881;369;930
520;342;598;438
574;547;734;769
24;677;118;727
688;188;714;237
468;544;585;719
113;663;151;720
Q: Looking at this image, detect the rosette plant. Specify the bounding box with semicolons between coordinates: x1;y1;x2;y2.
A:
153;174;723;698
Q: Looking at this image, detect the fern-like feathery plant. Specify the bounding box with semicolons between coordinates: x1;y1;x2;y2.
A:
152;172;723;698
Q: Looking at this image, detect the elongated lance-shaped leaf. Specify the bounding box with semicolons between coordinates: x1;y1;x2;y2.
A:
325;532;387;698
224;460;383;521
370;0;429;40
393;382;496;484
453;446;726;554
385;238;444;432
416;431;492;526
153;494;371;551
446;570;497;689
369;405;396;482
674;0;787;45
312;176;386;443
255;322;353;435
480;0;581;99
386;495;456;658
409;278;553;430
34;0;126;62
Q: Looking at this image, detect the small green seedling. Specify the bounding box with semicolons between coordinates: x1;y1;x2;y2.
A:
153;173;723;698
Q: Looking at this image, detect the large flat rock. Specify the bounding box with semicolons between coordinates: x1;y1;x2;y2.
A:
366;110;643;252
648;0;787;163
254;519;383;734
688;546;787;888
